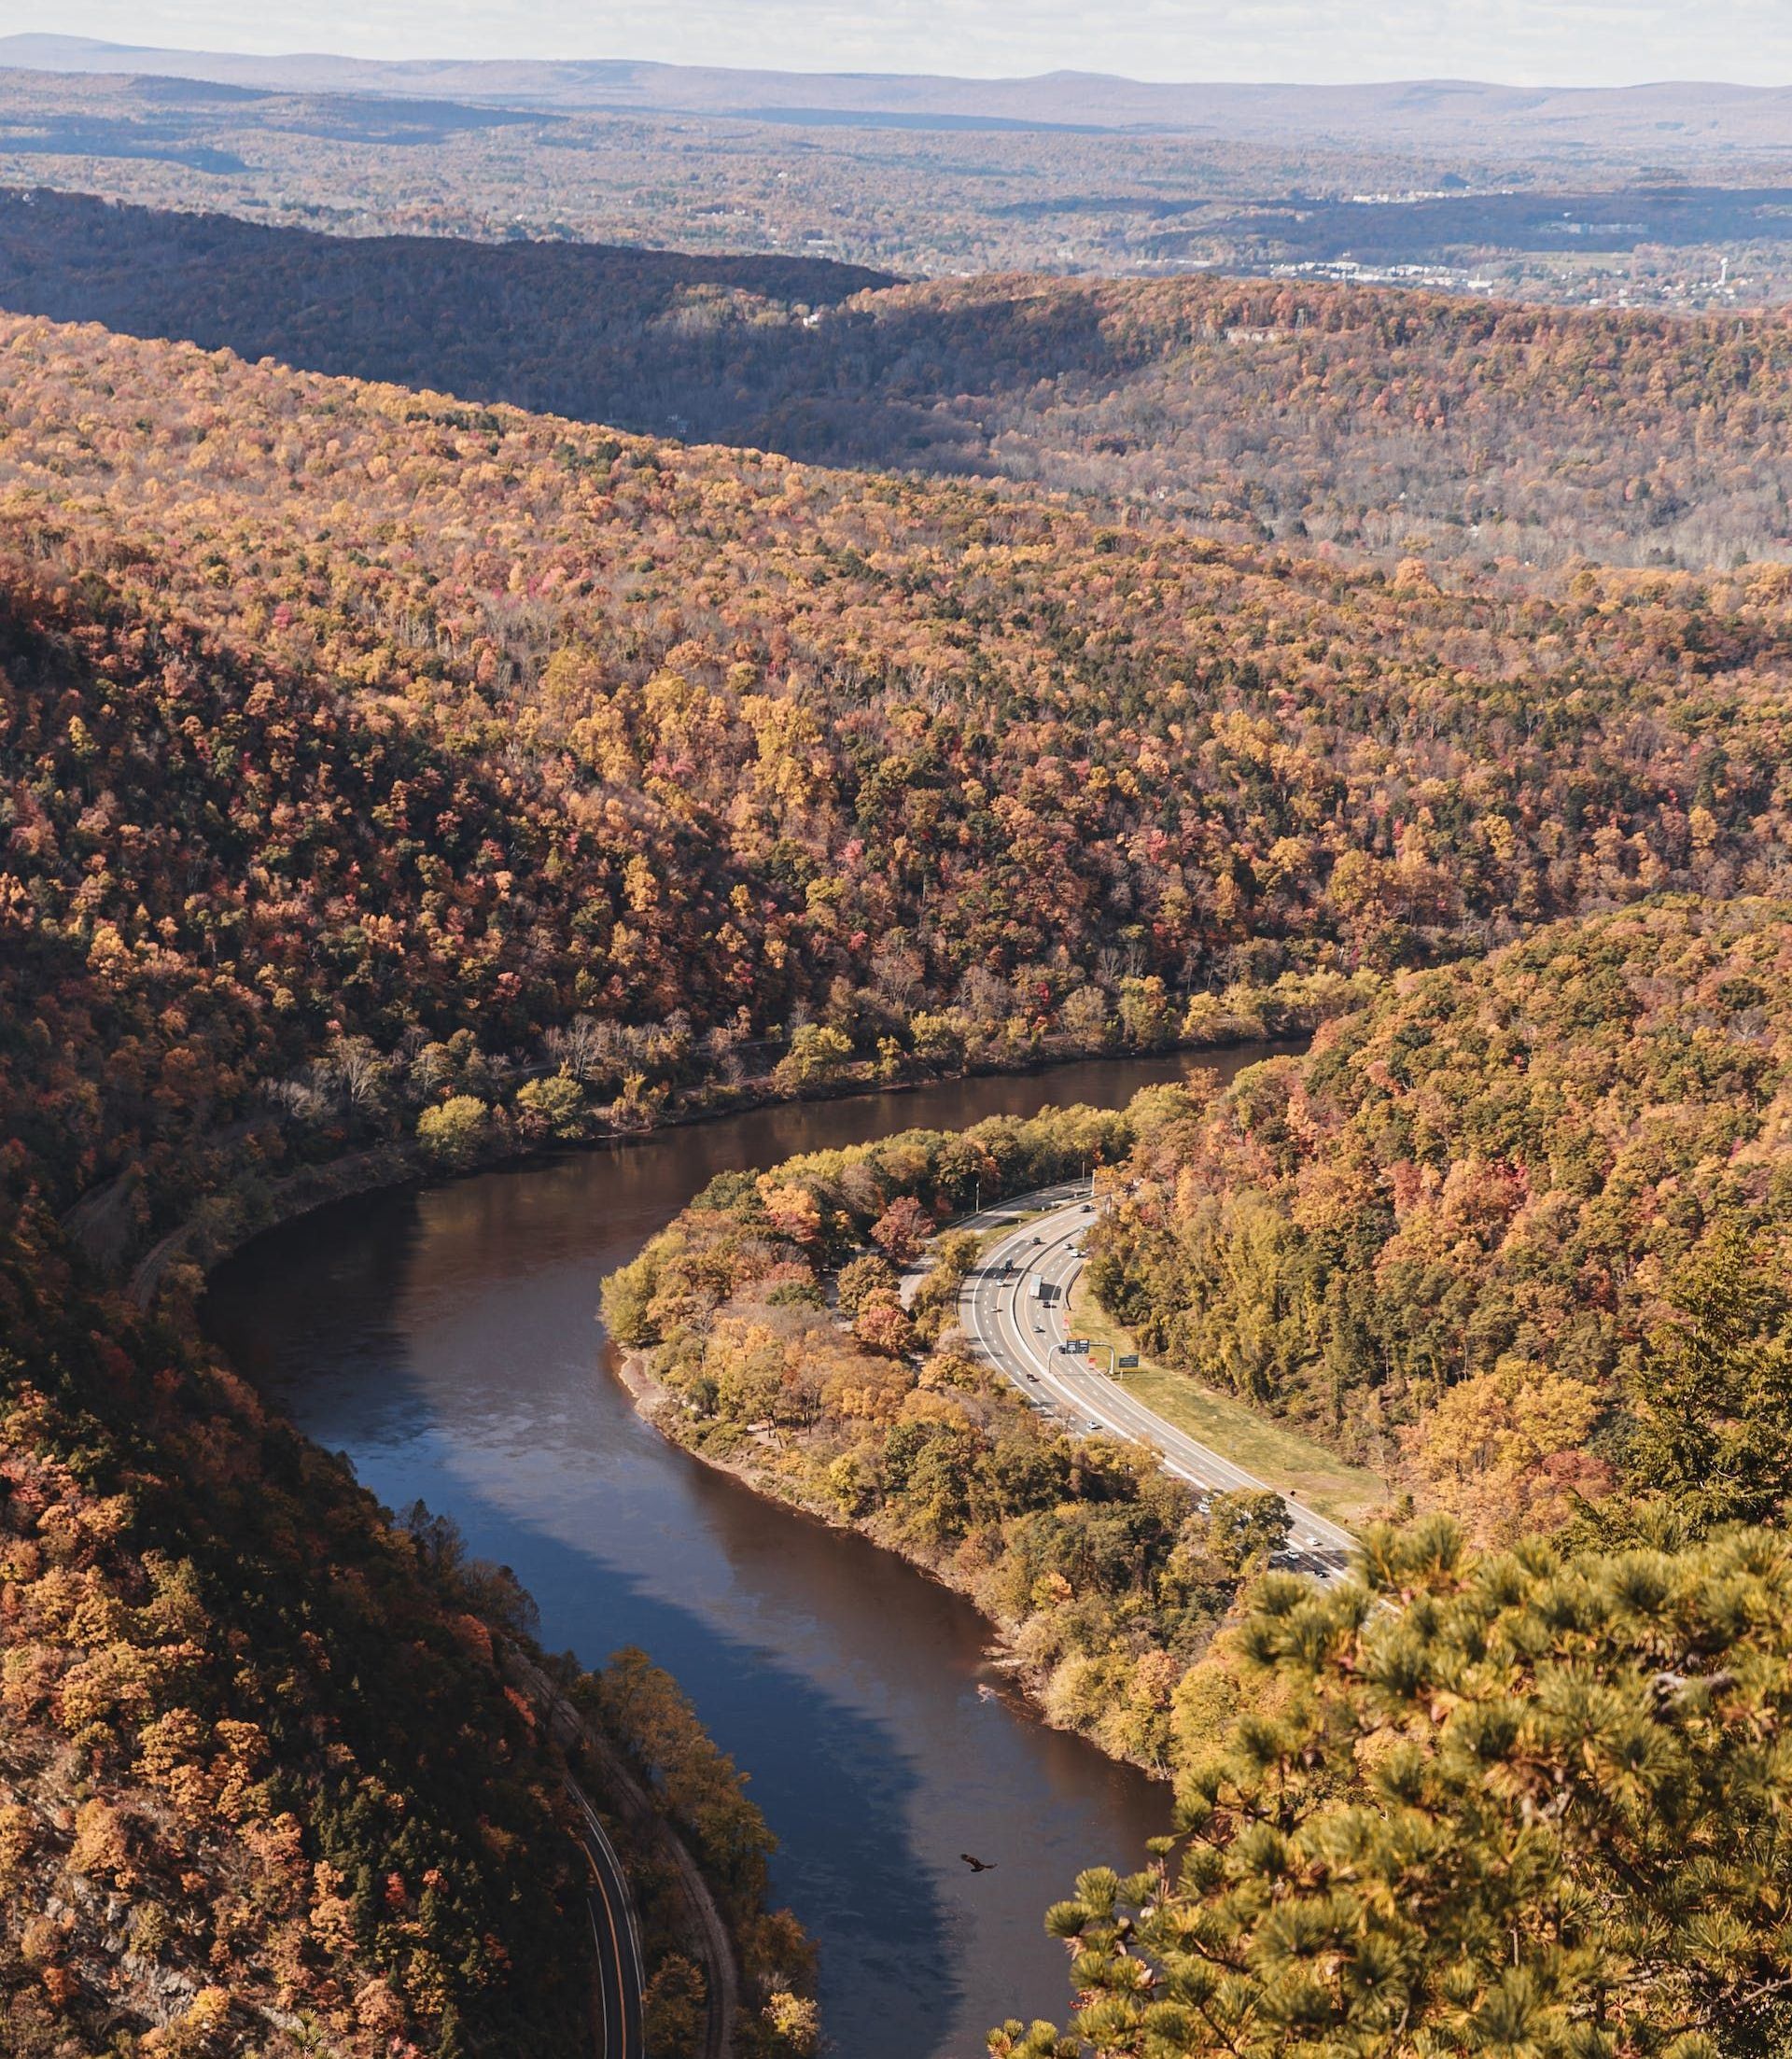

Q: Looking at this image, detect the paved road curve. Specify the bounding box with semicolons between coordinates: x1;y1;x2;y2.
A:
566;1778;648;2059
957;1184;1354;1576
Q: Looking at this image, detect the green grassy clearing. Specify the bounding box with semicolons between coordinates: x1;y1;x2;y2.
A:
1068;1279;1388;1530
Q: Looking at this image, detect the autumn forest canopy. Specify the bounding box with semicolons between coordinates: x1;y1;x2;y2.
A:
7;188;1792;567
4;161;1792;2059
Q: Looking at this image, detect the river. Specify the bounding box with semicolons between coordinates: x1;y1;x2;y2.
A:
204;1044;1293;2058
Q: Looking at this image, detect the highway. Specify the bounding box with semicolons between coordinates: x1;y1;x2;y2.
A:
957;1184;1355;1576
566;1777;647;2059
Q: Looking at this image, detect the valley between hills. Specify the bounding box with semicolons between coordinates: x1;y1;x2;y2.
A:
6;64;1792;2058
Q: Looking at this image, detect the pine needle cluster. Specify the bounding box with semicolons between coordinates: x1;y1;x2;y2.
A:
1001;1518;1792;2059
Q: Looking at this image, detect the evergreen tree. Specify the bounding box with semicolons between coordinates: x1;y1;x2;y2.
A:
1620;1220;1792;1535
1004;1518;1792;2059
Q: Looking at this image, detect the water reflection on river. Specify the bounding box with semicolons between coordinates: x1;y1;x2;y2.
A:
205;1046;1293;2058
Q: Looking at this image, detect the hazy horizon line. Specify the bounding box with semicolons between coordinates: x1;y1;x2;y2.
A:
5;31;1789;96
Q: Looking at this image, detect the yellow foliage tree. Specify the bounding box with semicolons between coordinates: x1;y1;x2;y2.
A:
1399;1358;1611;1544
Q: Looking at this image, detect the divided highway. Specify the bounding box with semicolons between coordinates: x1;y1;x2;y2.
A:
957;1184;1355;1576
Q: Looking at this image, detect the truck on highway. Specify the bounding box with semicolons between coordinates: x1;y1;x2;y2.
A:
1029;1276;1057;1305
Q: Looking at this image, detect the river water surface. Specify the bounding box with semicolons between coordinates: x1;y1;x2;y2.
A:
205;1046;1289;2058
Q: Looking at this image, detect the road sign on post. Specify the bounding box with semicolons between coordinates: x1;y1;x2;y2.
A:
1118;1353;1139;1369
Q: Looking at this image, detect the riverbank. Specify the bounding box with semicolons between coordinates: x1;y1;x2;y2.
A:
202;1055;1201;2059
612;1349;1082;1736
122;1031;1310;1309
601;1096;1297;1775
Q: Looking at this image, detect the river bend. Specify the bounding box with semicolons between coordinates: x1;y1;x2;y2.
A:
205;1047;1288;2057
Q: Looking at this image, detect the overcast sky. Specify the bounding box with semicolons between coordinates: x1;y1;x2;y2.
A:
21;0;1792;86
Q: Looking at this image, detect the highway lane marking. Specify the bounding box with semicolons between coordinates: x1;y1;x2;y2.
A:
959;1192;1353;1566
567;1784;645;2057
584;1894;616;2059
966;1212;1149;1445
1016;1224;1260;1483
572;1787;647;1997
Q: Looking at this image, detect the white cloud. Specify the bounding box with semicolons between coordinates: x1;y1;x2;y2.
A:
11;0;1792;85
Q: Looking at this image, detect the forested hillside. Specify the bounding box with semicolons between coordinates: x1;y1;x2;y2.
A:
1026;910;1792;2059
7;312;1792;1257
0;548;819;2054
0;1210;595;2055
1084;897;1792;1534
0;187;892;431
7;301;1792;2052
1030;1038;1792;2055
6;190;1792;563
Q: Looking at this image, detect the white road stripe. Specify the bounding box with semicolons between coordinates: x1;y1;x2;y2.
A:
959;1189;1354;1569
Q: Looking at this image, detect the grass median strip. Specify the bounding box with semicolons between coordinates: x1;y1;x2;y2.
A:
1067;1279;1387;1530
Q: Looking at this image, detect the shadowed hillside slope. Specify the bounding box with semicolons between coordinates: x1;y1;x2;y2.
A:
7;291;1792;2052
0;187;893;429
7;303;1792;1258
3;189;1790;566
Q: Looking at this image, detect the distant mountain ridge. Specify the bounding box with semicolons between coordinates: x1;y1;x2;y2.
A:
0;188;894;423
5;35;1792;148
5;186;1791;569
